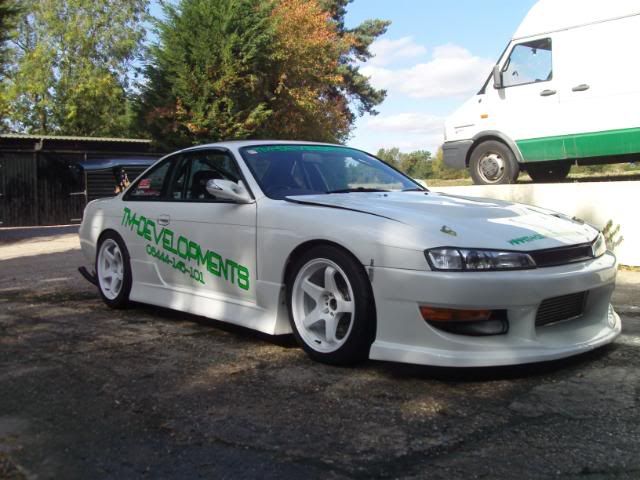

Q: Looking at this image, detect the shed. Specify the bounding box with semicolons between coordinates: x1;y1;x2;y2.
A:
0;134;163;227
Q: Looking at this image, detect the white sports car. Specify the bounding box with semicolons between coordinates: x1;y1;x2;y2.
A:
78;141;620;366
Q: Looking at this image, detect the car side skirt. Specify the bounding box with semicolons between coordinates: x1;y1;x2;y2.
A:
129;278;292;336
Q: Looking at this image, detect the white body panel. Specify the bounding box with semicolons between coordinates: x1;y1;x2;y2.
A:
444;0;640;165
79;141;620;367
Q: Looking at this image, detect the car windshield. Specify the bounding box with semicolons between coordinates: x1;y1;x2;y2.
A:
240;145;423;200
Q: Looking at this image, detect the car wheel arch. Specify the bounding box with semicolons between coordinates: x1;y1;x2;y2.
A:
468;131;523;167
97;228;124;247
282;239;368;286
281;240;378;358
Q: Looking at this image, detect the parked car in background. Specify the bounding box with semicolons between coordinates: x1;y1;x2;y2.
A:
77;158;159;202
443;0;640;184
79;141;620;367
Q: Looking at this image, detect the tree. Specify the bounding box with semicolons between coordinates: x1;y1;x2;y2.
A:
137;0;389;149
431;147;469;180
377;147;433;179
136;0;277;149
0;0;20;77
4;0;147;136
401;150;433;179
319;0;390;121
376;147;402;169
260;0;352;142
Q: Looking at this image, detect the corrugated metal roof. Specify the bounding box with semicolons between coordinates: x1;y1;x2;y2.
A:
0;133;152;144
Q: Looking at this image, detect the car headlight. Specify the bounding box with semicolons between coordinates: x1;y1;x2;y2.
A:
592;232;607;258
426;248;536;271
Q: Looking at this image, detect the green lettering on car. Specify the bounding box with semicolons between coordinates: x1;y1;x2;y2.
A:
121;207;250;291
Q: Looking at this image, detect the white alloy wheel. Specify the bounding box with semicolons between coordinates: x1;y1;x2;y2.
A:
97;238;125;300
291;258;356;353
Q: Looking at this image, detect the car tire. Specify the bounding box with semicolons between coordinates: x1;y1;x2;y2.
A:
526;162;571;183
469;140;520;185
95;231;132;309
286;245;376;366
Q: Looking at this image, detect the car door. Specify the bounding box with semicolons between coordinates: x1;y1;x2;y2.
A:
120;154;178;287
490;36;563;161
152;148;257;304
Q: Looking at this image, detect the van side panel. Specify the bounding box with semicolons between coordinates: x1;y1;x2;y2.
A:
516;14;640;163
517;128;640;162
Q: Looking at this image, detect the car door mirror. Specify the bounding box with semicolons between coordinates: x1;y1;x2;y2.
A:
492;64;503;89
206;179;254;204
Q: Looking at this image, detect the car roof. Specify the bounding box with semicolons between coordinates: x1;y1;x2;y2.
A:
179;140;349;153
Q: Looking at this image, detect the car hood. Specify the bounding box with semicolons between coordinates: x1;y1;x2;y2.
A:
285;191;598;251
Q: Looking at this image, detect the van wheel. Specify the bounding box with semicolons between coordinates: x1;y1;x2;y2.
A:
527;162;571;183
469;140;519;185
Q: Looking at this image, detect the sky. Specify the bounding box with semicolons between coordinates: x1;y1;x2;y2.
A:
149;0;537;154
344;0;537;154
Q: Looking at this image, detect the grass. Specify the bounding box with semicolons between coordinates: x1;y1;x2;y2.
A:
620;265;640;272
422;163;640;188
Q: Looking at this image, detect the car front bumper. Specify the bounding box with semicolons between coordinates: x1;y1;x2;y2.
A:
368;252;621;367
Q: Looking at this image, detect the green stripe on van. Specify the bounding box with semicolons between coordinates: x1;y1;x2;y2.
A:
516;127;640;162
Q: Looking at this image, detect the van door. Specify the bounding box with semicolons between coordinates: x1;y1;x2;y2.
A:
557;15;640;161
489;36;563;162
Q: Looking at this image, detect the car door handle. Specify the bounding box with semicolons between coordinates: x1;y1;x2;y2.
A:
540;89;557;96
572;84;590;92
157;215;170;226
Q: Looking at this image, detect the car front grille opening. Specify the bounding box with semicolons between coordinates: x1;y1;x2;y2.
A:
536;291;588;327
529;243;594;268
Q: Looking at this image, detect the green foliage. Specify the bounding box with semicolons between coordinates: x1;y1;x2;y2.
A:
377;147;437;180
4;0;388;144
602;220;623;252
319;0;389;120
376;147;469;181
431;148;469;180
572;164;606;174
3;0;147;136
0;0;20;77
136;0;276;150
137;0;389;150
0;0;21;124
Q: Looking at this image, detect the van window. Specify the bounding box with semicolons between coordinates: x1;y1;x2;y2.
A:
502;38;552;87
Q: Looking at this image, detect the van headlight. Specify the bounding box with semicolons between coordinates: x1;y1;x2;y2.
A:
426;248;536;271
591;233;607;258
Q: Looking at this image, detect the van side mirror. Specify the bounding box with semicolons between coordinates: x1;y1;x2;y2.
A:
206;179;254;204
492;64;503;89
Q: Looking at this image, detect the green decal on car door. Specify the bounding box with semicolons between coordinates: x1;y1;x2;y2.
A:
121;207;250;290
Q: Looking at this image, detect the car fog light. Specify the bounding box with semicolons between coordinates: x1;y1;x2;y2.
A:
420;306;492;322
420;306;509;336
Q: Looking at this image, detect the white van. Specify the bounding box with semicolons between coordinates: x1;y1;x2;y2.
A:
443;0;640;184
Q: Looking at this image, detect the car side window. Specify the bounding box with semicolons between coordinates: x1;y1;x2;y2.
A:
502;37;552;88
170;150;243;202
125;159;173;200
